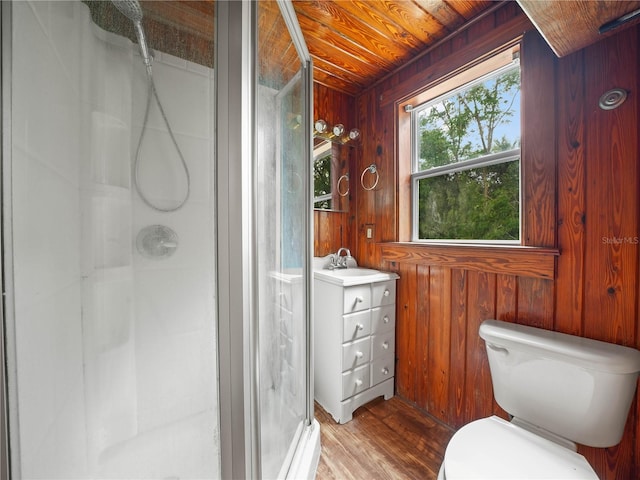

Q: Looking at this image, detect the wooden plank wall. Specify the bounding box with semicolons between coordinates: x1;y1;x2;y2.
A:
313;3;639;479
557;24;640;478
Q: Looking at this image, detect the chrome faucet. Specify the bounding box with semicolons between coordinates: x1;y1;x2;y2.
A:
329;247;352;269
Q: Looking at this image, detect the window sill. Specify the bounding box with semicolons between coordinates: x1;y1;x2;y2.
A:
379;242;558;279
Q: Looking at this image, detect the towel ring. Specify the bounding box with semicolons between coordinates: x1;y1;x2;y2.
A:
360;164;379;191
337;173;350;197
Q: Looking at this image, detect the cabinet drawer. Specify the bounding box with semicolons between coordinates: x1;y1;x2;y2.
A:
342;365;370;400
371;305;395;334
343;285;371;313
372;280;396;307
371;332;394;359
343;310;371;341
371;355;395;386
342;338;370;371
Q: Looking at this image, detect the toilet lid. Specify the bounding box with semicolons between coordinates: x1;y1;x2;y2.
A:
443;416;598;480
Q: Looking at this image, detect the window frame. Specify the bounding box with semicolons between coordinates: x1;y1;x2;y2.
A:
408;55;522;243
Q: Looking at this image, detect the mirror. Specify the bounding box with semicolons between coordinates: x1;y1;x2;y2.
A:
313;138;350;211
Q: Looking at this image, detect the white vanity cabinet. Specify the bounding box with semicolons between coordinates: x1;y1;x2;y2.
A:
314;269;399;424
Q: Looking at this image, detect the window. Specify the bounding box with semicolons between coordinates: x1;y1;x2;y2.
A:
411;58;521;242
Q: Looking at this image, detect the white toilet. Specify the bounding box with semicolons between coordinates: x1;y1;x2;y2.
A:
438;319;640;480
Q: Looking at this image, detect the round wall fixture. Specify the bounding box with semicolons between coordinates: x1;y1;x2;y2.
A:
136;225;179;259
599;88;628;110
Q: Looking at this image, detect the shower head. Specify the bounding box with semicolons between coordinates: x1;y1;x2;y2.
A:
111;0;144;23
111;0;153;72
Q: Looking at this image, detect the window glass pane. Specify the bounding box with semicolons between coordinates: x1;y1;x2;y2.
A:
417;160;520;241
416;66;520;171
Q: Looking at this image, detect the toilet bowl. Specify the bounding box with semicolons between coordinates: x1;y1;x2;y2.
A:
438;320;640;480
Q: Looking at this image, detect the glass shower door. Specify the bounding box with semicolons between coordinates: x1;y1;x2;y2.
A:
255;2;314;478
215;0;318;477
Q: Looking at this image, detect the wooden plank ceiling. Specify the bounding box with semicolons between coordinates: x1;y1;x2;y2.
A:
517;0;640;57
293;0;495;95
95;1;640;96
95;1;495;97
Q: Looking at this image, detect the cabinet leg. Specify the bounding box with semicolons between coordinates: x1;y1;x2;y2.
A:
338;413;353;424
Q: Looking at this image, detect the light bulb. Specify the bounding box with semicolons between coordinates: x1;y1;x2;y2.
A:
332;124;345;136
314;119;327;133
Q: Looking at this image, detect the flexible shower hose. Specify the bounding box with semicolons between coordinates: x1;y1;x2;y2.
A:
134;71;191;212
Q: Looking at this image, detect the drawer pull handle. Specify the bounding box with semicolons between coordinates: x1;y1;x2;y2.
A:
355;379;363;386
355;296;363;303
356;323;364;331
355;351;364;359
382;341;389;350
382;367;389;375
383;315;389;324
383;289;390;297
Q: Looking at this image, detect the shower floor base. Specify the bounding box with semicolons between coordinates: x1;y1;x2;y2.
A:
93;410;219;479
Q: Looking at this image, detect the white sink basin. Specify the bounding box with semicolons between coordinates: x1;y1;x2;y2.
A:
314;267;398;286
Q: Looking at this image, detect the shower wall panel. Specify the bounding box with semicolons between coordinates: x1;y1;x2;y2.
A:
130;49;219;474
11;1;88;477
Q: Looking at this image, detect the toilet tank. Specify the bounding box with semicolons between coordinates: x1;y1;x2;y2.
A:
479;320;640;448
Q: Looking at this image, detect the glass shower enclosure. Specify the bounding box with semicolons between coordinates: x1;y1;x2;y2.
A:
216;1;318;478
0;0;318;478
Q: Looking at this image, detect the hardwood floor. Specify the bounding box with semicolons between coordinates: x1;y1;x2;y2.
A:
314;396;455;480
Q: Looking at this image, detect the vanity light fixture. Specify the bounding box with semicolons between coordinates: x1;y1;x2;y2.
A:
314;119;361;144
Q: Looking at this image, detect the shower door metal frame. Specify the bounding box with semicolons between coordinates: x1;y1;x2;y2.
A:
215;1;255;478
1;2;16;477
